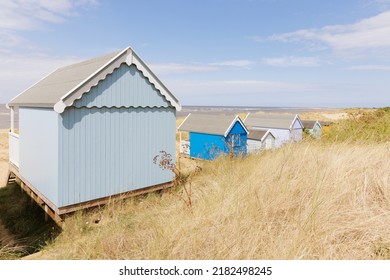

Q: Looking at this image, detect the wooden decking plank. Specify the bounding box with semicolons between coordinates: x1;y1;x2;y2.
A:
8;163;173;226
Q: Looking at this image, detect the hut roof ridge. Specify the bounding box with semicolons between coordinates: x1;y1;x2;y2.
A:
8;47;181;112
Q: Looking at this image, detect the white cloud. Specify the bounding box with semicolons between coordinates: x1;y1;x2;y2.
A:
169;79;320;96
0;53;83;103
0;0;99;103
166;79;336;106
0;0;99;53
168;79;390;107
347;64;390;70
0;0;98;30
151;60;253;75
0;31;26;49
268;10;390;53
209;60;252;68
150;63;218;75
262;56;321;67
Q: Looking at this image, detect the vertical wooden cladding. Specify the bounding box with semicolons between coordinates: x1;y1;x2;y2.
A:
58;64;176;207
73;64;171;109
19;107;59;206
59;107;176;207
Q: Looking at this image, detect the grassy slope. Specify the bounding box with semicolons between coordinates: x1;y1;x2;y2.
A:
0;131;60;259
32;109;390;259
31;141;390;260
1;109;390;259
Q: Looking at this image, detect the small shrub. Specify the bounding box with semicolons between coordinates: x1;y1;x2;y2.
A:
153;151;201;208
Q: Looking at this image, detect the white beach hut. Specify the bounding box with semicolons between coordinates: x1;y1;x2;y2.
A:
247;129;275;153
244;113;303;148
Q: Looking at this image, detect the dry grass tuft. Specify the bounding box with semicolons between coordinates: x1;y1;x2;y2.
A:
33;141;390;259
1;109;389;260
323;108;390;143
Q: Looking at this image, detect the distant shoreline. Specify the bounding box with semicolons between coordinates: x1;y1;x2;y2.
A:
176;105;340;117
0;103;358;129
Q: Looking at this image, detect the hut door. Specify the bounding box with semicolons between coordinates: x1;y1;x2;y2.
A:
230;134;245;155
291;129;302;142
265;138;272;150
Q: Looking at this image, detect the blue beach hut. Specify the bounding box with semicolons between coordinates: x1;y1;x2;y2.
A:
6;47;181;223
178;114;248;160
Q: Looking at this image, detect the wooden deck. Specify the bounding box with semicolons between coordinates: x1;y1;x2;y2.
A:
7;163;173;227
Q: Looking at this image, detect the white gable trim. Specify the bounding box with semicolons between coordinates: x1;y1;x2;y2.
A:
243;112;250;122
54;47;181;113
177;113;192;132
314;120;322;129
261;130;275;142
290;114;304;130
224;115;249;137
132;51;181;111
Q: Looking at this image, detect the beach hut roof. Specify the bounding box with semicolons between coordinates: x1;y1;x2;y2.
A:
301;120;322;129
178;113;248;137
244;113;303;129
247;129;274;141
7;47;181;113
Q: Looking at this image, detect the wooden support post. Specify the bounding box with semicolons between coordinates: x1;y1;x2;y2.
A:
178;132;182;169
44;205;48;222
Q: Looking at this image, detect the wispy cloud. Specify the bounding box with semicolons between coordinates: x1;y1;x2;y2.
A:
0;0;98;52
0;0;98;103
374;0;390;10
167;79;331;106
0;0;98;30
0;53;83;103
347;64;390;70
151;60;253;75
209;60;252;68
262;56;321;67
169;79;320;95
267;10;390;53
168;79;389;107
150;63;217;75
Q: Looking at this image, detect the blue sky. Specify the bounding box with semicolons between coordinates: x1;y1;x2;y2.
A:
1;0;390;107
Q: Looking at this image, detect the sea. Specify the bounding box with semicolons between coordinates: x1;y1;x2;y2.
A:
0;104;18;130
176;105;324;117
0;104;324;129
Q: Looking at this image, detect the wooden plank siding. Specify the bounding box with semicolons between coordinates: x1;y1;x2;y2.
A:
59;107;176;207
19;107;60;206
58;63;176;207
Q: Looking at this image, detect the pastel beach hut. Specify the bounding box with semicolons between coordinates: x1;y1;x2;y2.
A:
7;47;181;223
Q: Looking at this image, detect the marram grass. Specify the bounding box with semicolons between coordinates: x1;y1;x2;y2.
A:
34;141;390;259
1;108;390;260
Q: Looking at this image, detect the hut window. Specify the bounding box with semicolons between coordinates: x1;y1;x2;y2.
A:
230;134;241;147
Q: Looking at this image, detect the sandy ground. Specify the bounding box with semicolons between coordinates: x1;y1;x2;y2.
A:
321;113;348;120
0;129;16;249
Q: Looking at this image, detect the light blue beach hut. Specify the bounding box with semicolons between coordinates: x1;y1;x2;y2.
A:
7;47;181;222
